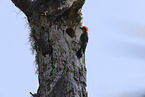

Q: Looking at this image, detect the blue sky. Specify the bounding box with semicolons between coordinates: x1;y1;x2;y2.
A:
1;0;145;97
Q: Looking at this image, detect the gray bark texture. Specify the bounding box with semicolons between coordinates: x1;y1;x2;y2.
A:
11;0;87;97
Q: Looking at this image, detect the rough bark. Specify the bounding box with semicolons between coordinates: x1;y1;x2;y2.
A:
11;0;87;97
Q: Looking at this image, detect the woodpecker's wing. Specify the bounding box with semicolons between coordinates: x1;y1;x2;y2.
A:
80;33;88;46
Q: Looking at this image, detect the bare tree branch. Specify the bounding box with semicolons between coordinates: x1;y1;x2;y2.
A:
11;0;32;17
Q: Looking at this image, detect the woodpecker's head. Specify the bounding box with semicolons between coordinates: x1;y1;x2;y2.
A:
80;26;88;34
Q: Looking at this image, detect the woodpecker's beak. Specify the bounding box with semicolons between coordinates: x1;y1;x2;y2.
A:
79;27;83;30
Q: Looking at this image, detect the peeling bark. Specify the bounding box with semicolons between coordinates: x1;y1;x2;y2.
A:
11;0;87;96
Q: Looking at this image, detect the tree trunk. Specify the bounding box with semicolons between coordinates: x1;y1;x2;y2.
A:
11;0;87;96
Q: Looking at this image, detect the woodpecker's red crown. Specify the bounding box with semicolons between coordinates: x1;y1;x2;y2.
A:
80;26;88;34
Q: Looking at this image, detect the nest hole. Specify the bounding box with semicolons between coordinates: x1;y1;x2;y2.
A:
66;28;75;38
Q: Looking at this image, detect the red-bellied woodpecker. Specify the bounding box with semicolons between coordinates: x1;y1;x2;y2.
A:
32;34;52;56
76;26;88;58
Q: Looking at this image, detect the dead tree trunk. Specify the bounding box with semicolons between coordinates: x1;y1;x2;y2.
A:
11;0;87;96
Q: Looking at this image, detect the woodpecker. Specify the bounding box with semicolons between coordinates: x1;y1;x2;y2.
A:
32;34;52;56
76;26;88;58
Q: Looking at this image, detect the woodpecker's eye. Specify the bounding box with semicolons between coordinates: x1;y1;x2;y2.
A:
82;26;88;33
66;28;75;38
82;27;87;32
80;27;84;33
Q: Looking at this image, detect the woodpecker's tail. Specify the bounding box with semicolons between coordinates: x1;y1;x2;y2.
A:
76;48;83;58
